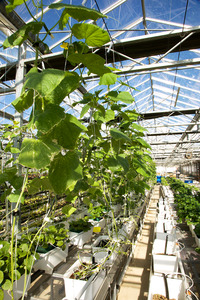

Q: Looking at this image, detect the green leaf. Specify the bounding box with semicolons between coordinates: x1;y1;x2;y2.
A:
21;243;29;253
99;73;118;86
24;69;80;105
105;110;115;122
136;167;149;177
117;91;134;104
57;241;64;247
3;22;44;49
93;111;104;122
10;147;20;154
7;190;25;204
49;151;83;194
110;128;131;142
0;289;3;300
2;279;12;291
34;104;65;133
72;23;110;47
18;138;60;169
106;157;121;172
80;104;90;118
117;155;129;173
26;255;35;272
106;91;135;104
27;177;53;194
87;123;102;138
6;0;27;13
132;123;147;132
0;188;12;203
49;4;107;21
44;114;87;149
59;9;70;30
0;270;4;284
136;138;151;149
12;89;34;113
68;53;110;76
62;205;77;217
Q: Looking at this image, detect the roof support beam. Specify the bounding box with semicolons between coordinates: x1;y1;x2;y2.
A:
139;108;199;120
144;122;200;128
147;130;200;136
150;140;200;145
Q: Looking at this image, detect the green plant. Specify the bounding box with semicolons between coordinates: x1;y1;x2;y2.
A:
167;177;200;224
0;2;156;299
69;217;92;233
88;205;106;220
0;237;39;298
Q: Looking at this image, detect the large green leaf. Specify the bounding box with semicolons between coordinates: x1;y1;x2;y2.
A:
110;128;131;142
107;91;134;104
24;69;80;105
68;53;110;76
44;114;87;149
49;4;107;21
3;22;44;49
49;151;83;194
18;138;60;169
34;104;65;133
99;73;118;86
12;89;34;113
72;23;110;47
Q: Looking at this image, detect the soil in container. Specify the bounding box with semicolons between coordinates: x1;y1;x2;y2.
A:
153;295;176;300
69;262;99;281
96;239;110;248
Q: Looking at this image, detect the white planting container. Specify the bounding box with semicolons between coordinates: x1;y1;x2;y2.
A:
148;274;186;300
92;235;117;264
155;220;176;234
153;237;177;255
89;218;106;230
63;257;106;300
152;254;179;274
152;236;178;274
69;227;93;248
33;244;69;274
4;273;31;300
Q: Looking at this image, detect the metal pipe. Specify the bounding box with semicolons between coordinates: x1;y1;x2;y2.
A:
144;122;200;128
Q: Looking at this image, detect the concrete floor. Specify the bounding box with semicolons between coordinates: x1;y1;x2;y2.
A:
117;185;159;300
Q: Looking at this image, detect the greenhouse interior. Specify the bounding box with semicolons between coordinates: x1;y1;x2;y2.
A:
1;0;200;299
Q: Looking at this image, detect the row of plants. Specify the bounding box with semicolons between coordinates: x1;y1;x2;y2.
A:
167;177;200;252
0;2;156;299
167;177;200;224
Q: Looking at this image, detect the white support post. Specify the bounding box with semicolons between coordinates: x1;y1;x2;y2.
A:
11;44;26;234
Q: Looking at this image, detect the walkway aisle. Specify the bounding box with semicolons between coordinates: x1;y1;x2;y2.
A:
117;185;159;300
